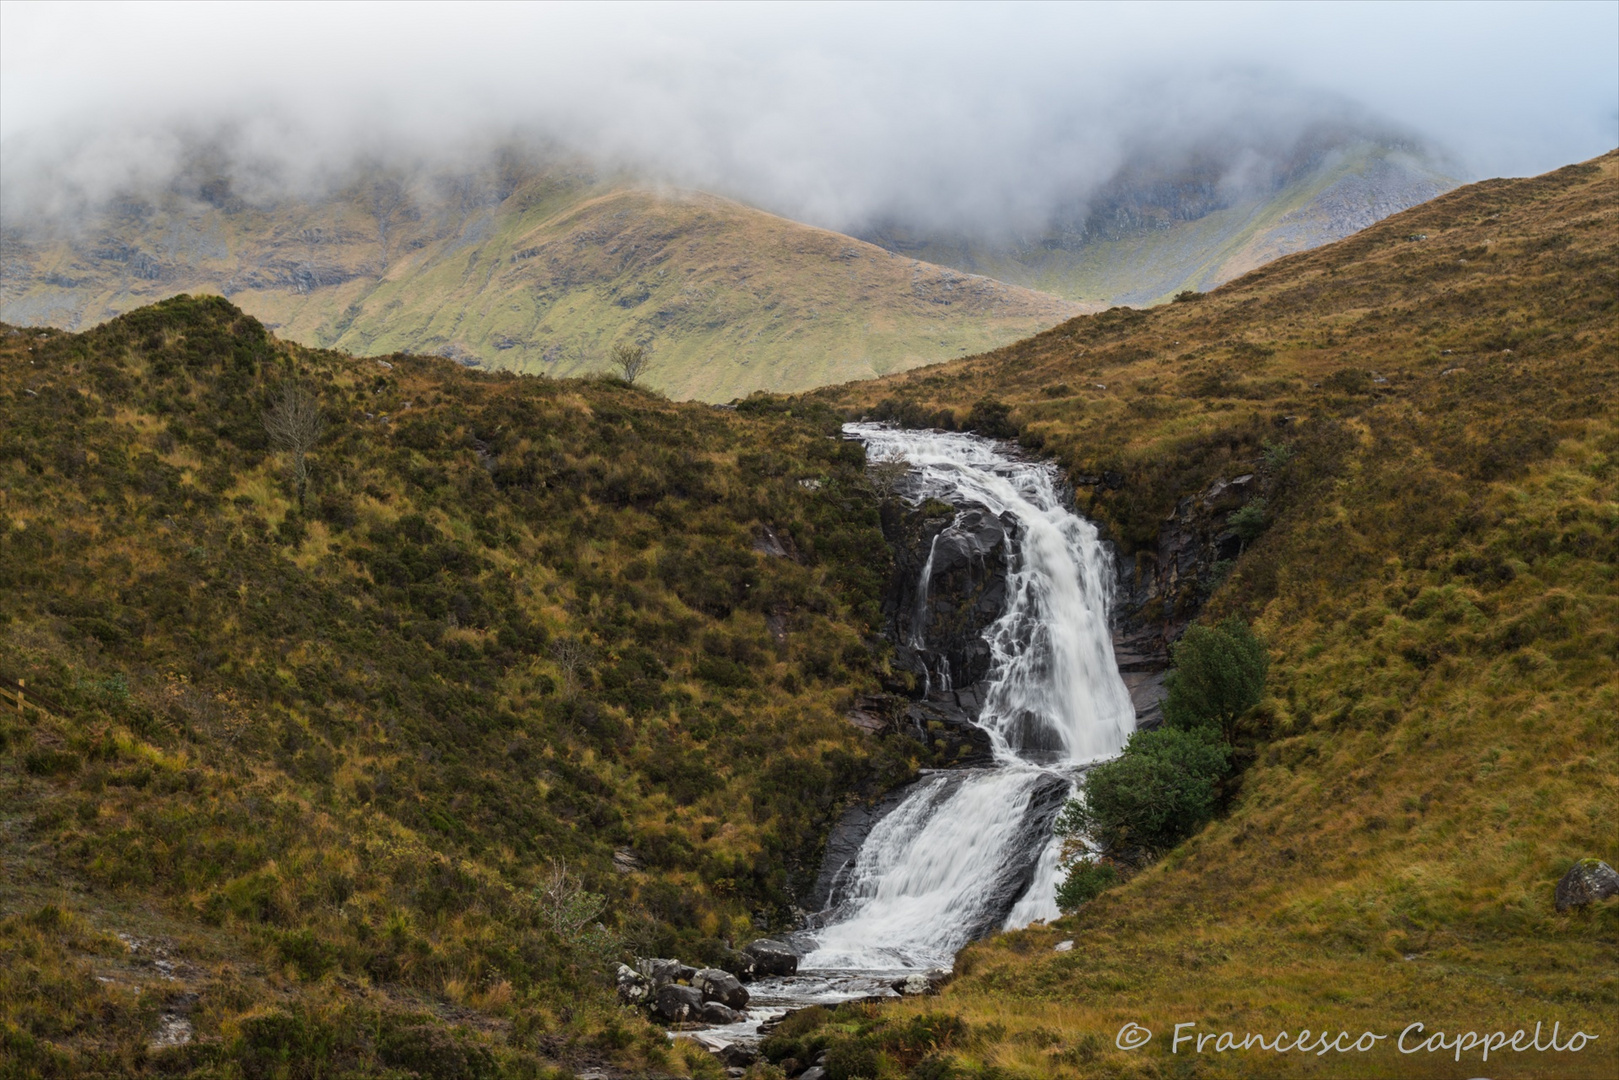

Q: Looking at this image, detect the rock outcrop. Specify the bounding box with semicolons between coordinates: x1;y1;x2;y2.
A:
882;502;1010;700
1098;467;1277;727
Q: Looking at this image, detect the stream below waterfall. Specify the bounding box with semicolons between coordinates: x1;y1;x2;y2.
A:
684;423;1138;1046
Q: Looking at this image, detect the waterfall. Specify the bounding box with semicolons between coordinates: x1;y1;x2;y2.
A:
911;533;940;650
800;424;1135;971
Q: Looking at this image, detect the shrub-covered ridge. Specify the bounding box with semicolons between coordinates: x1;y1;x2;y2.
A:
0;295;920;1074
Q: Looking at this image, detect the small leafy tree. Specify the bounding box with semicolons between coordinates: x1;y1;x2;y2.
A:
1227;498;1269;548
532;859;618;971
609;343;653;384
1057;727;1230;855
1261;440;1295;470
964;397;1016;438
1163;616;1268;742
263;385;325;509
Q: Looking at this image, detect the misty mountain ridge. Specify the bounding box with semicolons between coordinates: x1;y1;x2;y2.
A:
0;157;1087;402
862;137;1456;305
1;130;1452;398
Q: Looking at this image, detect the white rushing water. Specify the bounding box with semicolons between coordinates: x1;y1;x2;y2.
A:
801;424;1135;970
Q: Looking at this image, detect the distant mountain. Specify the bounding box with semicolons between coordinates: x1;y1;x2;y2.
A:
0;138;1452;400
861;140;1457;305
0;167;1086;402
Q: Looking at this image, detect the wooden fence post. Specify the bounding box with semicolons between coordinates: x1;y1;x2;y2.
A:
15;679;21;718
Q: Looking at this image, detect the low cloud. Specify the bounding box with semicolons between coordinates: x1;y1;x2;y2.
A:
2;2;1614;233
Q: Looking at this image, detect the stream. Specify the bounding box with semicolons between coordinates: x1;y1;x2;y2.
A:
688;424;1137;1046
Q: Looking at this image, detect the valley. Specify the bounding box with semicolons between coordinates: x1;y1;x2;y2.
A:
864;140;1455;305
806;150;1619;1077
0;143;1613;1080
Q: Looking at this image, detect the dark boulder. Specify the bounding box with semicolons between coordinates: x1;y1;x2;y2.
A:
1556;859;1619;912
698;1000;745;1025
719;1043;758;1068
885;504;1011;697
652;983;704;1023
637;957;698;987
743;939;798;977
694;968;749;1009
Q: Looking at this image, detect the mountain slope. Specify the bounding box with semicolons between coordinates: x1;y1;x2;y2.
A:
864;141;1456;306
0;300;937;1074
0;170;1086;402
804;151;1618;1077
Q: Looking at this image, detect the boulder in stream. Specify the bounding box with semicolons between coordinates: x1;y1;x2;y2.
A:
652;983;704;1023
693;968;750;1009
890;968;951;996
698;1000;745;1025
743;938;799;976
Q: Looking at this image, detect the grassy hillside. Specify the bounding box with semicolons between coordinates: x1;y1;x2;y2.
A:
0;297;943;1076
864;142;1456;307
801;152;1618;1077
0;168;1085;403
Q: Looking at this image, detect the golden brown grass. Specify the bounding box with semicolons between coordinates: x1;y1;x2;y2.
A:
804;152;1619;1078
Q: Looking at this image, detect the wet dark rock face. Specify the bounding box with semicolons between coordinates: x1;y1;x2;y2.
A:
1103;472;1269;728
834;498;1012;783
882;501;1011;699
802;783;916;916
805;497;1014;913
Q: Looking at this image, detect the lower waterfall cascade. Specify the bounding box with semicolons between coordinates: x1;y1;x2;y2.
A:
801;423;1137;971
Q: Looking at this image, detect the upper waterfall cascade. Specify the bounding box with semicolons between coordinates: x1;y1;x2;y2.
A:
802;424;1136;970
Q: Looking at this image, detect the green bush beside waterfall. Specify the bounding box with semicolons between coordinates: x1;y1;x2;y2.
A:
1053;617;1265;908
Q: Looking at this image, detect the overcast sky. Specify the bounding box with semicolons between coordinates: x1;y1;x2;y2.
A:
2;1;1615;232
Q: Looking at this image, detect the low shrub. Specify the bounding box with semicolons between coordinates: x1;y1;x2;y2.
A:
1053;858;1119;913
1056;727;1229;854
